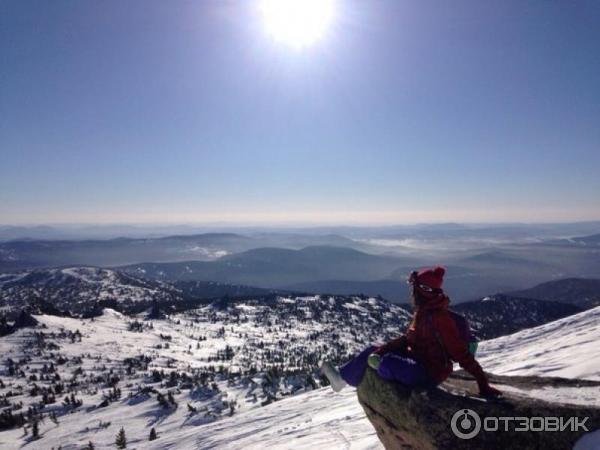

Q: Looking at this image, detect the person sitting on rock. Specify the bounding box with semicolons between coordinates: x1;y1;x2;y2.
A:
320;266;502;397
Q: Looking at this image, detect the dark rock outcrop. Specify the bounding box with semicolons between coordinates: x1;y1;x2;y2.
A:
357;369;600;450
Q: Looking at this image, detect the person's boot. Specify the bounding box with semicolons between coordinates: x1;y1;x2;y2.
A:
320;361;347;392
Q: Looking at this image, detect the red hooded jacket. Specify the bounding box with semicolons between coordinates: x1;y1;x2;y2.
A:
375;293;489;388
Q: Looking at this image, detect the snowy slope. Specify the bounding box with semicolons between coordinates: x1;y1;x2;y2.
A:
477;305;600;380
0;295;408;449
146;387;380;450
0;301;598;449
0;267;184;317
0;383;380;450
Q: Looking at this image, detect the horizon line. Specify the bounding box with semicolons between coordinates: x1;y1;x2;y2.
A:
3;219;600;228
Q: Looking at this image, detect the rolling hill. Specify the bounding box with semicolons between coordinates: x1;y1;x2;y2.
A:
121;246;421;288
0;233;391;272
0;233;255;271
0;267;184;317
453;294;583;339
508;278;600;309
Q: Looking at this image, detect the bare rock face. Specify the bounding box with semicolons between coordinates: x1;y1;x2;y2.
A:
357;369;600;450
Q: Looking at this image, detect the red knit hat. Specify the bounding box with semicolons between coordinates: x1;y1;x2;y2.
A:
412;266;446;290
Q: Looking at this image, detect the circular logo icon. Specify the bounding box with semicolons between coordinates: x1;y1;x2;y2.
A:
451;409;481;440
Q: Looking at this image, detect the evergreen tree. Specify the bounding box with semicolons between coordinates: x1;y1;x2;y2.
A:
115;427;127;449
84;441;95;450
149;427;157;441
187;403;197;413
31;418;40;439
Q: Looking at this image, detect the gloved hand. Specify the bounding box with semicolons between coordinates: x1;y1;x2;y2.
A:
479;384;502;398
367;353;381;370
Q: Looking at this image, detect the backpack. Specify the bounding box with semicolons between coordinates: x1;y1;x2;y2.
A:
448;310;479;356
428;310;479;356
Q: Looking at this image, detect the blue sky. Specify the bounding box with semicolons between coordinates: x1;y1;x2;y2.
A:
1;0;599;225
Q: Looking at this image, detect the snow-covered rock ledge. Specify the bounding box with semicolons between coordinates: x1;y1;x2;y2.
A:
357;368;600;450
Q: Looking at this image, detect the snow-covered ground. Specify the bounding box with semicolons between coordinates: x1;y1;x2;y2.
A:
0;386;379;450
0;296;407;449
0;302;598;449
0;267;184;317
478;306;600;381
150;387;379;450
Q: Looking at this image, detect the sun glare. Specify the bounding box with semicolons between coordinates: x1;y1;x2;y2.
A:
259;0;335;49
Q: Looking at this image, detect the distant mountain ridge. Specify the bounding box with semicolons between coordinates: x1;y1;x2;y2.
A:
453;294;583;339
0;233;256;270
3;227;600;304
0;267;290;319
508;277;600;309
543;233;600;247
0;267;184;317
0;233;391;272
2;264;594;345
121;245;420;288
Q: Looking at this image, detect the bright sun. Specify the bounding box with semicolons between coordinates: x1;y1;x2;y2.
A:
259;0;336;49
